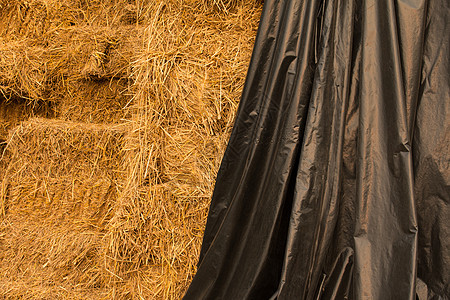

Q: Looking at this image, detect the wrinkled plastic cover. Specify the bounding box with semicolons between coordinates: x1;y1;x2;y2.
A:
184;0;449;299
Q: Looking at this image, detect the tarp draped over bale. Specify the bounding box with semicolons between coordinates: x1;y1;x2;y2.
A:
184;0;449;299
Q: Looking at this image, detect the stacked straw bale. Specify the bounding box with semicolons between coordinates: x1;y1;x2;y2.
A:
0;0;262;298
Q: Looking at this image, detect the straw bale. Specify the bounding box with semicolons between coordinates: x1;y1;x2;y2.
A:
0;27;137;125
0;0;142;106
0;118;125;298
47;27;139;123
55;27;140;80
54;78;131;124
0;222;109;299
0;0;141;38
106;2;262;298
0;27;137;100
0;41;50;102
0;0;252;106
0;0;246;40
1;118;124;215
0;0;258;41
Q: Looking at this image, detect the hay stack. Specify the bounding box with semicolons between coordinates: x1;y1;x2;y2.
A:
0;0;262;298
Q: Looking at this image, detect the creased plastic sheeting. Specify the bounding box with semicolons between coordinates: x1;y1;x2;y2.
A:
183;0;449;299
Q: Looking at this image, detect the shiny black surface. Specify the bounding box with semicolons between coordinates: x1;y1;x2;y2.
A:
184;0;449;299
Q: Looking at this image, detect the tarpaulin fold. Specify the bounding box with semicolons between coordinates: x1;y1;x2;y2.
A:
184;0;449;299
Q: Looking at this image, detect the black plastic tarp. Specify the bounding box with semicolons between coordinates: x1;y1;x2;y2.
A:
184;0;449;299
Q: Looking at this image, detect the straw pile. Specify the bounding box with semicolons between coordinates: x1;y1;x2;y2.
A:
0;0;262;298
